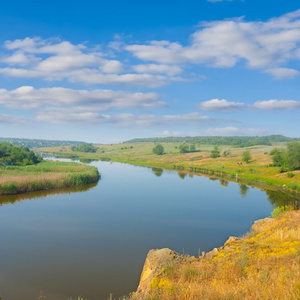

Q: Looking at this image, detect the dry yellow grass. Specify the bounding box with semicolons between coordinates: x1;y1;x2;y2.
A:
135;210;300;300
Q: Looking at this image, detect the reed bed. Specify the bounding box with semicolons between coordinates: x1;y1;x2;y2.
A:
0;160;100;195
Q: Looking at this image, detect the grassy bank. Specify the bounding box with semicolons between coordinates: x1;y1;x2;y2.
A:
0;160;100;195
134;209;300;300
39;142;300;194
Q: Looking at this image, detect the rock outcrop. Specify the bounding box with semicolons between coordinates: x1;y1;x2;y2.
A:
135;248;179;299
251;217;273;232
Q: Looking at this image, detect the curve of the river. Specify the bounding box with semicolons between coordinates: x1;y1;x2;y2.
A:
0;159;299;300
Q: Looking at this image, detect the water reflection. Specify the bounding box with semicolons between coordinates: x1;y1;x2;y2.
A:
177;172;187;179
152;167;163;177
78;158;99;164
266;189;300;210
0;182;98;206
219;179;229;187
239;184;250;197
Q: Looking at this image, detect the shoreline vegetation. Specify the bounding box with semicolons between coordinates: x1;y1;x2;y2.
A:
38;141;300;196
0;160;100;195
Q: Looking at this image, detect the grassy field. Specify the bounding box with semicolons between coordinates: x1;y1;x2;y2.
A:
39;142;300;194
0;160;100;195
133;209;300;300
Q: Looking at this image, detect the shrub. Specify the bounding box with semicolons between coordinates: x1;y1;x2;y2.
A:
152;144;164;155
210;146;220;158
271;206;292;218
242;150;251;163
287;172;295;178
179;144;189;154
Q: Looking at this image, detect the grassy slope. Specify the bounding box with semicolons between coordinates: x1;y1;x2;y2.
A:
134;210;300;300
39;142;300;193
0;160;100;195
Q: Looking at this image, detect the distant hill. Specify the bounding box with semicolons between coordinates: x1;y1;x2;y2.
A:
124;135;299;148
0;137;85;149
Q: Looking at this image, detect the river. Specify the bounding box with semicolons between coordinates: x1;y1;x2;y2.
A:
0;159;299;300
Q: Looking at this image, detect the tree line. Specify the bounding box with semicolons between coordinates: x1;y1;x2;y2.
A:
71;143;97;153
125;135;298;147
0;137;85;149
0;142;43;166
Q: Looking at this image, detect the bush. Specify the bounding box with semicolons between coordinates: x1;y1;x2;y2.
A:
287;172;295;178
179;144;189;154
210;146;220;158
271;206;292;218
242;150;251;163
152;144;164;155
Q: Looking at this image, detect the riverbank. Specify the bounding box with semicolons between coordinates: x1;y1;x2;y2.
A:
132;209;300;300
0;160;100;195
38;142;300;195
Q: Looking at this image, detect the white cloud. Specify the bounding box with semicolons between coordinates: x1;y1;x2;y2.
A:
34;110;217;127
0;37;185;87
0;86;166;111
126;10;300;73
160;130;184;136
197;99;244;112
133;64;182;76
253;99;300;110
0;114;27;125
206;127;272;136
264;68;299;79
0;38;188;88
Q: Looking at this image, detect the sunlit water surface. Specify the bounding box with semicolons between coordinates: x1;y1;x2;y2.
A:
0;160;298;300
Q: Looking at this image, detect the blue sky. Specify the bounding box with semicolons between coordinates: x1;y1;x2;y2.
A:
0;0;299;143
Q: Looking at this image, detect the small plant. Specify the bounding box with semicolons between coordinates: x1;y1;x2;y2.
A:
287;172;295;178
271;206;292;218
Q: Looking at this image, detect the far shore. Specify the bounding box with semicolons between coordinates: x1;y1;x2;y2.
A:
38;142;300;196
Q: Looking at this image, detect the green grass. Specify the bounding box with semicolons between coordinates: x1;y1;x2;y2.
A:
38;142;300;195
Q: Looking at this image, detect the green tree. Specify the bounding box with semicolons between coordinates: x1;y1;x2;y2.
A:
0;142;42;166
210;146;220;158
152;144;164;155
222;149;231;157
242;150;251;163
72;143;97;153
270;148;286;167
190;144;196;152
179;144;189;154
286;141;300;170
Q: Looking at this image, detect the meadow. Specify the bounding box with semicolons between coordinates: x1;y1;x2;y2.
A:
39;142;300;194
0;160;100;195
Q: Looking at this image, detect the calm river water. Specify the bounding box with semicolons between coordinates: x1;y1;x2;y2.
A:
0;160;299;300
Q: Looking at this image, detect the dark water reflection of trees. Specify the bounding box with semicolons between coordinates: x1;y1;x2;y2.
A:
0;182;98;206
266;189;300;210
152;167;163;177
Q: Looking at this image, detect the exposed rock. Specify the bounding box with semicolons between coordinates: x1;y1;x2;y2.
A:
251;217;273;232
135;248;179;298
204;247;219;259
225;236;241;245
